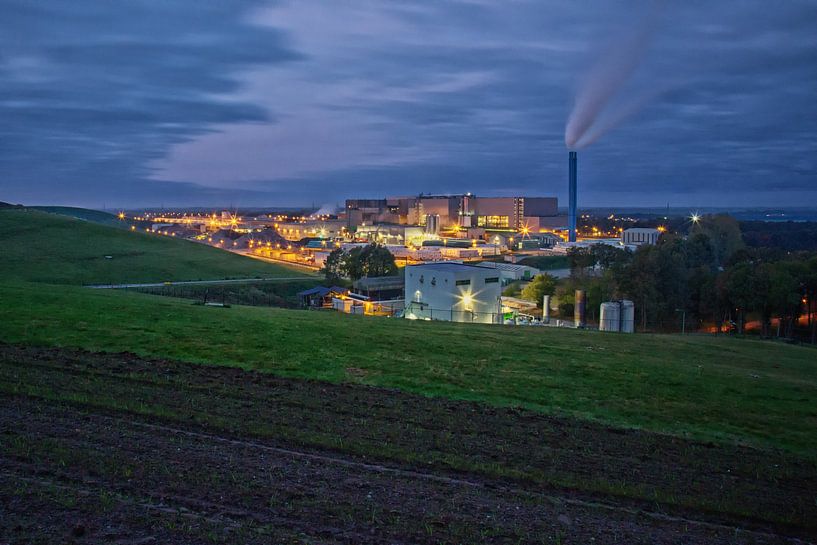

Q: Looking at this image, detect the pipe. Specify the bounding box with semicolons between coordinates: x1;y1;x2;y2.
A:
574;289;586;328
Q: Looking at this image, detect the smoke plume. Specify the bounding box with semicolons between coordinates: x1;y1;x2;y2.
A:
564;4;663;149
311;203;338;217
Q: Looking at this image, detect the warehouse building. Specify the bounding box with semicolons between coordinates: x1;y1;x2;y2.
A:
404;263;502;324
621;227;661;246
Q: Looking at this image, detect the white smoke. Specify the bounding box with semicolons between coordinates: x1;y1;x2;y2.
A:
565;3;664;149
311;203;338;217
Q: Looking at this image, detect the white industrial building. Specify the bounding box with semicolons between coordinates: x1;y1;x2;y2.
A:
404;263;502;324
621;228;661;246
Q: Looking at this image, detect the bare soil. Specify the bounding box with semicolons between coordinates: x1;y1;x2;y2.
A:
0;344;815;544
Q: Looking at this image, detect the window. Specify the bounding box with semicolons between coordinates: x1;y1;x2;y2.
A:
455;279;470;286
485;277;499;284
476;215;509;228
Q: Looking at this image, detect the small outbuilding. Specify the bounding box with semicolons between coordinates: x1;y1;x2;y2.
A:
297;286;349;308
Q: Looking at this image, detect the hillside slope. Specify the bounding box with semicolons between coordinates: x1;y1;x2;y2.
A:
0;208;309;284
29;206;124;227
1;281;815;456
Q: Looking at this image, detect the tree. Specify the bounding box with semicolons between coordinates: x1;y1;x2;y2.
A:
342;247;365;281
321;248;345;284
567;247;595;277
722;261;760;334
692;214;744;267
591;244;631;271
521;274;557;307
358;244;398;278
764;262;800;338
617;245;660;330
332;243;399;281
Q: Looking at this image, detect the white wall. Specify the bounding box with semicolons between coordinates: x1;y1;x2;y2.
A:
404;264;501;324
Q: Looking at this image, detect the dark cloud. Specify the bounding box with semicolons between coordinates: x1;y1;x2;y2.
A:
0;0;815;208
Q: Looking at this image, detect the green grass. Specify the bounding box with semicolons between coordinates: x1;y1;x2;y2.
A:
28;206;125;228
0;209;310;285
1;281;815;456
1;207;816;456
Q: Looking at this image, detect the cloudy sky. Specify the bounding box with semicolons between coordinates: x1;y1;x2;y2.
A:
1;0;815;209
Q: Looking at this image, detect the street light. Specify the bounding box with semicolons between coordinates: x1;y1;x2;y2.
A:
675;308;687;335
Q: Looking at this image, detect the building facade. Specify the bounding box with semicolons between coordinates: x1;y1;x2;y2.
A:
404;263;502;324
346;194;566;232
621;228;661;246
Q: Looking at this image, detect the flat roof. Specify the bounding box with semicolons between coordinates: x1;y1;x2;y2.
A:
407;262;488;273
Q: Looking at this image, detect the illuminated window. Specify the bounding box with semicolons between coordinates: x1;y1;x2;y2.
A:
476;215;509;228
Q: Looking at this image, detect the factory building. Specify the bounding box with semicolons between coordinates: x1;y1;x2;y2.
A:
465;196;560;230
276;219;346;242
345;194;566;232
621;228;661;246
404;262;502;324
355;224;425;246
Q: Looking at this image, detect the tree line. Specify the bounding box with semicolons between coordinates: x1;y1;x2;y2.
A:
565;215;817;341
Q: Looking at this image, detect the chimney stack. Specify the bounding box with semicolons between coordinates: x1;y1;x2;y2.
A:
568;151;577;242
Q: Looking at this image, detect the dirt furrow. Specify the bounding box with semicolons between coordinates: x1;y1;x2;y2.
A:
3;395;813;544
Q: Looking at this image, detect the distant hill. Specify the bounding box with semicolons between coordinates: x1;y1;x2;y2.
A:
29;206;124;228
0;208;311;285
0;201;23;209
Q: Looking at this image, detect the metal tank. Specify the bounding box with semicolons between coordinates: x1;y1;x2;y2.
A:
425;214;440;235
599;302;621;332
620;300;635;333
542;295;551;323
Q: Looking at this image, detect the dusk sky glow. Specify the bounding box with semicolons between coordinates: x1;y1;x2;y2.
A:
1;0;816;208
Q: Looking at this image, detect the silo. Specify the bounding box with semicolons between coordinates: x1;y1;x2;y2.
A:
599;302;621;332
425;214;440;235
574;289;586;328
542;295;551;323
620;300;635;333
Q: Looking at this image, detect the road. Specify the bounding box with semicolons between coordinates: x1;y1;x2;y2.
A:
232;248;322;271
86;276;314;289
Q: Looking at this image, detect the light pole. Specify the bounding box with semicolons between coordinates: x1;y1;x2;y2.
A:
675;308;686;335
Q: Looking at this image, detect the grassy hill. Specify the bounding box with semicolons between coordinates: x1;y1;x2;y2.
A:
0;207;815;456
0;281;815;455
28;206;125;228
0;208;310;284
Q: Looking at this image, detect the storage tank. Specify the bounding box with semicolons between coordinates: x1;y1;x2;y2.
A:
599;302;621;332
574;289;586;328
620;300;635;333
425;214;440;235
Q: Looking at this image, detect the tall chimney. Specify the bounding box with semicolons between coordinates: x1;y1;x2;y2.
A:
568;151;577;242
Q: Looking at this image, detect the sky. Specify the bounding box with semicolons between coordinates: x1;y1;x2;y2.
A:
1;0;816;209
